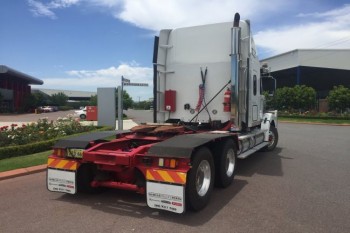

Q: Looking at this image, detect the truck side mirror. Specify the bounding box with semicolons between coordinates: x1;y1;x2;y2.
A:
261;77;276;96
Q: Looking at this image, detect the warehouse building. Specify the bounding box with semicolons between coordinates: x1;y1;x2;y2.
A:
260;49;350;98
32;88;96;102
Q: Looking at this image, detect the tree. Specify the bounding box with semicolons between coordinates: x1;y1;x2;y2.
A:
85;91;133;110
89;95;97;106
327;85;350;113
50;92;68;106
32;92;48;107
133;100;152;110
22;93;37;112
21;92;50;112
116;89;133;110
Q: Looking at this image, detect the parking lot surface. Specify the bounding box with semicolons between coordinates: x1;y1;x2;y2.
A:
0;122;349;233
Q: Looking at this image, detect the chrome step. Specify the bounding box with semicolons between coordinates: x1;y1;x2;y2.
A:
236;129;267;159
237;142;268;159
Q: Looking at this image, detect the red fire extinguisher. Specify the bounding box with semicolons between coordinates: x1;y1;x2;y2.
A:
223;88;231;112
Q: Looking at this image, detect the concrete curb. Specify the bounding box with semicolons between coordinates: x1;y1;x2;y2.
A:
0;164;47;181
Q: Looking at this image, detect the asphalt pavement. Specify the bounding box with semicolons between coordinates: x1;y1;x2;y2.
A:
0;122;349;233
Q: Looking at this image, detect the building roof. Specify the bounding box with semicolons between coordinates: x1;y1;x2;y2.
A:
260;49;350;72
32;88;96;98
0;65;43;85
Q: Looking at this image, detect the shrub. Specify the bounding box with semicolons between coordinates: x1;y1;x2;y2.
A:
327;85;350;113
0;139;57;159
274;85;316;111
0;126;111;159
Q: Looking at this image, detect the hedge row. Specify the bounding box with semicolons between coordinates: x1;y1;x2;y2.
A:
0;126;112;160
279;115;350;120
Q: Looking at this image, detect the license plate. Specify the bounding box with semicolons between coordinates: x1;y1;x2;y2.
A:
47;169;76;194
67;148;84;159
146;181;185;214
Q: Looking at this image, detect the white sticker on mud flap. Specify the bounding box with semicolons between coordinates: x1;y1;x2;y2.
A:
146;181;185;214
47;169;76;194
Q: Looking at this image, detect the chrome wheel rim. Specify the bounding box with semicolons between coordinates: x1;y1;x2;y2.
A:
225;148;235;177
268;130;275;148
196;160;211;197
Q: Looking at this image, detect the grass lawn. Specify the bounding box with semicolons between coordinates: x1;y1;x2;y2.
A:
279;117;350;125
0;150;51;173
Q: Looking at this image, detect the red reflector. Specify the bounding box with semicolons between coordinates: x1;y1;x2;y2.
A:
54;148;65;157
164;159;170;167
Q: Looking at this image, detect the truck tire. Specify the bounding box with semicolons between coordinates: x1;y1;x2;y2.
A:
77;164;100;193
80;114;86;119
261;126;279;152
186;147;215;211
215;139;237;188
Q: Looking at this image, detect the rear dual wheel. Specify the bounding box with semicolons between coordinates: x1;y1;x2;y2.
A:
215;139;237;188
186;147;215;211
186;139;237;211
77;164;101;193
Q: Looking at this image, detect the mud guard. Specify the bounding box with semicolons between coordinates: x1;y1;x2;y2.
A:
261;110;278;141
147;132;236;158
54;130;130;149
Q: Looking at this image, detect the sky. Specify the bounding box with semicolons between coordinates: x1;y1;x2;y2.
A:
1;0;349;101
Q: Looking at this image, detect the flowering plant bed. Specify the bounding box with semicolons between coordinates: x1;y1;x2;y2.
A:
0;116;108;159
0;115;96;147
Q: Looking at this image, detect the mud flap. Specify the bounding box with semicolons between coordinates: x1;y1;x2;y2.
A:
47;169;77;194
146;181;185;214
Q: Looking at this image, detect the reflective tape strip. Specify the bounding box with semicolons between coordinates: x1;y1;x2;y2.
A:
146;169;187;185
47;158;78;171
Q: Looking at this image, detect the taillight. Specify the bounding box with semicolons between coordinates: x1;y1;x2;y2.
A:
53;148;66;157
158;158;177;169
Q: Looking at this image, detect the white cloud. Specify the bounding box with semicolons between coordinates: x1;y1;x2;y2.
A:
89;0;121;8
41;62;153;100
28;0;290;27
28;0;56;19
111;0;290;31
28;0;80;19
255;4;350;57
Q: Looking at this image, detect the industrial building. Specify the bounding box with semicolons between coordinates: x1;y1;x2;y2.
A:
260;49;350;98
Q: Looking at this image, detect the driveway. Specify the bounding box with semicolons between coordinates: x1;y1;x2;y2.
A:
1;123;349;233
0;110;76;124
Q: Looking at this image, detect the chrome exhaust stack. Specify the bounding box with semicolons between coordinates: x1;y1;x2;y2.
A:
230;13;241;131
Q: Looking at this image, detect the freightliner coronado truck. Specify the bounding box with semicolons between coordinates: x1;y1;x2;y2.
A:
47;13;278;214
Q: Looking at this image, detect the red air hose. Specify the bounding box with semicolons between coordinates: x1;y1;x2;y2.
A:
195;84;205;111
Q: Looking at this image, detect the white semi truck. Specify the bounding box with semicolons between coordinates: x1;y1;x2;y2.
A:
47;13;278;214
